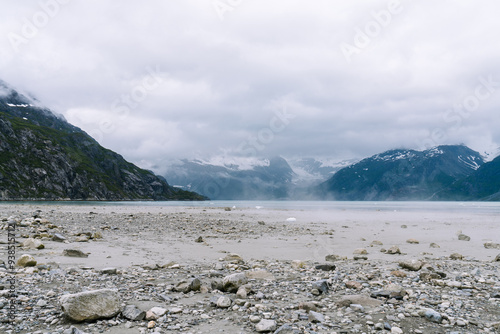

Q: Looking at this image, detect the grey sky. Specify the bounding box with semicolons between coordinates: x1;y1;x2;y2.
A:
1;0;500;173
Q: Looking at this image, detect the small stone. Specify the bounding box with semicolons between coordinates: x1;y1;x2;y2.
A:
52;233;67;242
145;307;167;320
345;281;363;290
312;279;330;294
291;260;307;269
246;270;276;280
406;238;419;244
100;268;117;275
374;322;384;330
216;296;232;308
353;255;368;260
458;233;470;241
337;295;383;308
250;315;261;323
315;264;336;271
391;327;403;334
17;254;37;267
122;305;145;321
76;235;90;242
255;319;277;332
429;242;440;248
147;321;156;329
401;225;407;228
370;240;383;246
308;311;325;323
386;246;401;254
391;270;407;278
298;302;317;312
399;259;423;271
91;232;103;239
222;273;248;293
353;248;368;255
450;253;463;260
22;238;45;249
484;242;500;249
60;289;121;322
424;309;442;323
495;254;500;262
274;324;301;334
195;236;204;243
325;254;341;262
223;253;244;264
63;249;88;258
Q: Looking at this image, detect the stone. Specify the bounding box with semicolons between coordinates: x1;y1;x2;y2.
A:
458;233;470;241
63;249;88;258
450;253;464;260
325;254;341;262
216;296;232;308
386;246;401;254
222;273;248;293
291;260;307;269
145;307;167;320
17;254;37;267
223;253;244;264
484;241;500;249
60;289;121;322
353;248;368;255
22;238;45;249
430;242;440;248
246;270;276;280
370;240;383;246
91;232;103;239
495;254;500;262
346;281;363;290
406;238;419;244
147;321;156;329
391;327;403;334
100;268;117;275
236;286;247;298
315;264;336;271
76;235;90;242
63;326;86;334
337;295;383;308
391;270;407;278
255;319;277;332
312;279;329;294
53;233;67;242
399;259;423;271
353;255;368;260
420;272;442;281
122;305;145;321
298;302;317;312
424;309;442;323
274;324;301;334
308;311;325;323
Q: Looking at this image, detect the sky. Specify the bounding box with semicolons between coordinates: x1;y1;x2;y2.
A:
1;0;500;173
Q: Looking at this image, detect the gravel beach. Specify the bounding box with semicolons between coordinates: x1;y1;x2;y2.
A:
0;203;499;334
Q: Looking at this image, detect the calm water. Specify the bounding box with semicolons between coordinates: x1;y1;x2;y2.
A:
1;200;500;214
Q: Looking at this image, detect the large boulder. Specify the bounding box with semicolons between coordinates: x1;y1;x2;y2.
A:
222;273;248;293
60;289;121;322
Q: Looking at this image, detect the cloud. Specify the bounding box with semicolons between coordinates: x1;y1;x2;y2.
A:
1;0;500;173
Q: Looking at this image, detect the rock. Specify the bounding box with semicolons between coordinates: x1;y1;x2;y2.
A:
325;254;341;262
450;253;464;260
429;242;440;248
353;255;368;260
176;277;201;293
194;236;204;243
399;259;423;271
76;235;90;242
308;311;325;323
63;249;88;258
458;233;470;241
22;238;45;249
63;326;86;334
246;270;276;280
370;240;383;246
391;270;407;278
122;305;145;321
224;253;244;263
298;302;317;312
60;289;121;322
420;272;442;281
406;238;419;244
147;321;156;329
484;241;500;249
53;233;67;242
222;273;248;293
274;324;301;333
17;254;37;267
91;232;103;239
291;260;306;269
337;294;383;308
386;246;401;254
495;254;500;262
345;281;363;290
424;309;442;323
145;307;167;320
315;264;336;271
255;319;277;332
216;296;232;308
391;327;403;334
374;322;384;330
100;268;117;275
401;225;407;228
312;279;329;294
353;248;368;255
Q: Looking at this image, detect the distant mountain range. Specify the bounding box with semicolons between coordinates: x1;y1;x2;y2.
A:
167;145;499;201
0;80;205;201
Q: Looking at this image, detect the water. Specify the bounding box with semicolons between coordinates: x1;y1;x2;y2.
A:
1;200;500;214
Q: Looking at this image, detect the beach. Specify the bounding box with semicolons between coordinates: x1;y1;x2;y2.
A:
0;203;499;333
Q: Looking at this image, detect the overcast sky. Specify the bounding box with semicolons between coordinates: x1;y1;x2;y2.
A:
1;0;500;172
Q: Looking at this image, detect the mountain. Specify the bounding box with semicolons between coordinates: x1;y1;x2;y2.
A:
0;80;205;201
317;145;485;201
435;155;500;200
164;156;295;200
287;157;358;187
